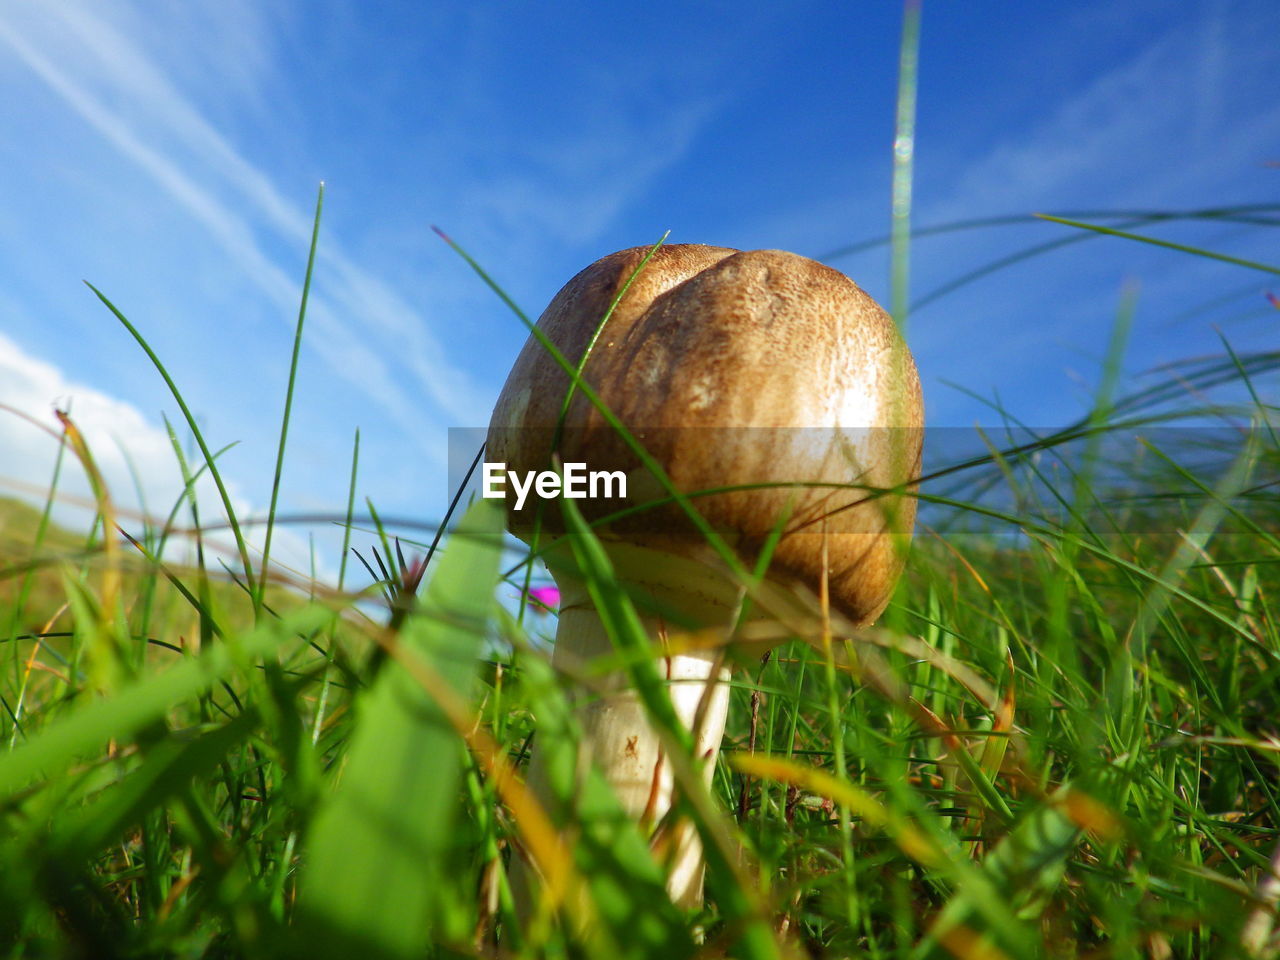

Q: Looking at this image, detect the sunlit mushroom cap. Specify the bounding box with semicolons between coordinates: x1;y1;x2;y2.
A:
487;244;924;626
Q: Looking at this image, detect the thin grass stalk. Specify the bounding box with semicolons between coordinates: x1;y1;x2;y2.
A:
259;182;325;614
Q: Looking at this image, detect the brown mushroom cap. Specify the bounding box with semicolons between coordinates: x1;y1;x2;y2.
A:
487;243;923;626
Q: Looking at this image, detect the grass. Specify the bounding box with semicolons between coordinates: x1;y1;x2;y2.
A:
2;242;1277;960
3;23;1280;960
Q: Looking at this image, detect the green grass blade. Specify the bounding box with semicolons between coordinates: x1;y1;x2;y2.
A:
432;229;752;590
84;281;259;599
516;231;672;628
818;203;1280;262
1036;214;1280;275
890;0;921;330
47;710;261;862
557;493;782;960
920;789;1086;956
0;606;331;801
4;437;70;746
337;428;360;591
259;182;325;612
293;499;503;959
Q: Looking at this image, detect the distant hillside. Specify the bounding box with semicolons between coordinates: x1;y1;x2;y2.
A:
1;495;326;645
0;495;82;555
0;495;87;633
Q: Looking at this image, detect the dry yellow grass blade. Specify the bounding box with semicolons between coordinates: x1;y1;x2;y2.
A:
730;753;944;869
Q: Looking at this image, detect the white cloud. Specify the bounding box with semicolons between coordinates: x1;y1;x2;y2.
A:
0;329;322;581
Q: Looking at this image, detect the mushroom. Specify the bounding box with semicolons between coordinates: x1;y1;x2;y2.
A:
488;244;923;908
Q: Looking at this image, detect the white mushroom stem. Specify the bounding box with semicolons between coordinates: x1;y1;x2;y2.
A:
525;545;744;908
554;604;728;904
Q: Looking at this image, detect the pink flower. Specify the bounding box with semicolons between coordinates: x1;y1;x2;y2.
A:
525;586;560;614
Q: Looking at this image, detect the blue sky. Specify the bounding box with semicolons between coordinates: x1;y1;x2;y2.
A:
0;0;1276;575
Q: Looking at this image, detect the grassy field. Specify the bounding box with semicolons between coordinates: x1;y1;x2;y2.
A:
2;215;1278;960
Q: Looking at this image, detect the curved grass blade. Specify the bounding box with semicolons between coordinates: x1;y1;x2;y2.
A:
818;203;1280;262
1036;214;1280;276
85;282;258;600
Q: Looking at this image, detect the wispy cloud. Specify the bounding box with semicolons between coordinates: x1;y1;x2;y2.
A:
0;1;726;455
0;3;485;444
473;97;721;251
927;7;1280;219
